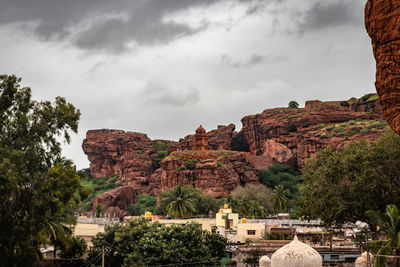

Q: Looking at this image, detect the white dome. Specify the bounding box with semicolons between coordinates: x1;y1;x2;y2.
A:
362;251;374;262
259;255;271;267
355;256;367;267
271;236;322;267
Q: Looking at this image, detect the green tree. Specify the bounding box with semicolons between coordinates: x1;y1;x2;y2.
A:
128;194;157;216
0;74;81;266
88;218;227;267
258;164;302;198
231;184;272;213
298;131;400;226
270;185;289;213
366;204;400;267
95;203;105;218
158;185;220;217
58;237;87;259
162;185;196;218
288;101;299;108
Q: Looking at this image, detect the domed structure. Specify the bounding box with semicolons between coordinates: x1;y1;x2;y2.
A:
355;256;367;267
362;251;374;263
271;236;322;267
259;255;271;267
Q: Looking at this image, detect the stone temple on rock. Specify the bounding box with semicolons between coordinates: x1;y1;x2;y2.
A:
194;125;208;150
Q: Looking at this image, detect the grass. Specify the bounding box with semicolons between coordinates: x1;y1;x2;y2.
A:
80;174;119;211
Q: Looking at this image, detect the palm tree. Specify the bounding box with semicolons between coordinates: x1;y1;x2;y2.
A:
163;185;196;218
41;155;76;258
270;185;289;213
41;206;76;258
366;204;400;267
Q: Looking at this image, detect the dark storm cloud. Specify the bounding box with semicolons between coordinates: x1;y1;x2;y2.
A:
0;0;273;52
297;0;364;33
138;82;200;106
221;53;287;68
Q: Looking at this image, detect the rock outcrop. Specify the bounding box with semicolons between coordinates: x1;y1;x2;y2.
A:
83;98;389;214
365;0;400;135
241;103;386;167
149;151;259;198
92;186;137;219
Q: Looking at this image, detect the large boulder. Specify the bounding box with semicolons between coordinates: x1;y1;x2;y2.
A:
92;186;137;218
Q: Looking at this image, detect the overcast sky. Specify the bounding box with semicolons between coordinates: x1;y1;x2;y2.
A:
0;0;375;169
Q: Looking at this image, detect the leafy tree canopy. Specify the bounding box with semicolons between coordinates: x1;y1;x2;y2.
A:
158;185;220;217
230;184;272;212
128;194;157;216
89;218;227;267
0;75;81;266
288;101;299;108
298;131;400;227
258;164;302;198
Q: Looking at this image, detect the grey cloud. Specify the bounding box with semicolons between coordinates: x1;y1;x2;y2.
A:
138;82;200;106
221;53;287;68
0;0;274;52
297;0;363;33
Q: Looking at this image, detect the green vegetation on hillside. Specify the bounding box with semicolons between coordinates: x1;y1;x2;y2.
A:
258;164;302;199
308;119;389;139
79;172;119;211
128;194;157;216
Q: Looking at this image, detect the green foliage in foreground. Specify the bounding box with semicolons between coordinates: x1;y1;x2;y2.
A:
366;204;400;267
88;218;227;267
0;75;81;266
298;131;400;227
58;237;87;259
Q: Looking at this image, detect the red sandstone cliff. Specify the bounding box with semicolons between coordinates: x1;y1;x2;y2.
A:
149;151;258;198
241;103;385;167
83;98;389;213
365;0;400;135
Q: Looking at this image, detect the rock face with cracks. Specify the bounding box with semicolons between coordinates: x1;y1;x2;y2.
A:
365;0;400;135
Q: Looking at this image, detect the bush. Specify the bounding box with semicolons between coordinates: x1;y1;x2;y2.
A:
177;167;186;172
59;237;87;259
128;195;157;216
185;159;198;170
332;127;345;133
320;133;328;138
340;101;350;107
314;123;325;130
244;166;251;172
288;101;299;108
152;151;167;169
349;120;356;125
360;128;369;134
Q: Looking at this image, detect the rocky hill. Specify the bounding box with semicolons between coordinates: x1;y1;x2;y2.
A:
82;96;389;217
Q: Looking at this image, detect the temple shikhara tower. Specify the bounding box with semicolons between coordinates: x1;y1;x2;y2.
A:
194;125;208;150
